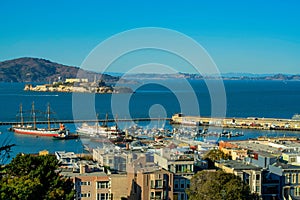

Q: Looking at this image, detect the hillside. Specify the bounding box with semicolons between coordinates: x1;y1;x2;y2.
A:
0;57;119;83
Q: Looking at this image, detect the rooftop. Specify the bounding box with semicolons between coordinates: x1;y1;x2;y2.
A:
217;160;262;170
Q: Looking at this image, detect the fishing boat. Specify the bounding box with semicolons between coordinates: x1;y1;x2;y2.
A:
12;102;67;137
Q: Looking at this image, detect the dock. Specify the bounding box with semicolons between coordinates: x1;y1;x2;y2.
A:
171;113;300;131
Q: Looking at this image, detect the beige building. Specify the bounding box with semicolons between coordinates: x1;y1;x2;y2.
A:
110;173;128;200
60;161;111;200
154;148;195;200
220;147;248;160
127;154;174;200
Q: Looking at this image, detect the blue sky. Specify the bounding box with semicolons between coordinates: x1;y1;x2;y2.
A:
0;0;300;74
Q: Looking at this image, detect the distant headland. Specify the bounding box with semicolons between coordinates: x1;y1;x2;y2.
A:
0;57;299;82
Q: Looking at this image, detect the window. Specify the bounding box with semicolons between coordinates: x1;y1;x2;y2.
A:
285;174;291;184
256;174;260;181
181;193;185;200
293;174;297;184
174;180;179;189
157;180;163;188
155;192;162;199
180;180;185;189
97;193;110;200
291;157;296;162
97;181;110;189
81;181;91;186
151;192;155;198
81;193;91;198
295;187;300;196
186;183;190;188
256;186;260;193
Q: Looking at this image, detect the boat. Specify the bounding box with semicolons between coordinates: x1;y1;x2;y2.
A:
76;114;124;138
77;122;124;138
53;130;79;140
12;102;68;137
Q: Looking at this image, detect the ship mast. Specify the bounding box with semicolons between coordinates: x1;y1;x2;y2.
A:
96;113;99;133
47;103;51;130
31;102;36;129
115;114;118;129
104;113;108;127
19;103;24;127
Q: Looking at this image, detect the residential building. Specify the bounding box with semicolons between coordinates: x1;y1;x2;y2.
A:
60;161;111;200
215;160;263;197
154;148;196;200
127;154;173;200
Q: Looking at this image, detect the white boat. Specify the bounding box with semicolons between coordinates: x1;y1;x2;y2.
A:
76;122;123;138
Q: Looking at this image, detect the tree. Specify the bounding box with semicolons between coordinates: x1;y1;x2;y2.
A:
186;170;255;200
0;136;15;165
203;149;230;168
0;153;75;200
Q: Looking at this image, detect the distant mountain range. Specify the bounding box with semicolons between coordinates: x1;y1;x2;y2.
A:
0;57;299;82
0;57;119;83
121;72;300;81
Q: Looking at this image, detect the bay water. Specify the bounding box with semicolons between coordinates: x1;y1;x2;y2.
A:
0;80;300;163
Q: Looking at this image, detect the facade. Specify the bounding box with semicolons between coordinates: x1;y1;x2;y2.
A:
126;154;174;200
60;161;111;200
269;162;300;200
154;148;196;200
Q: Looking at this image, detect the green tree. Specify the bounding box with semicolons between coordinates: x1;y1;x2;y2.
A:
186;170;255;200
203;149;230;168
0;153;75;200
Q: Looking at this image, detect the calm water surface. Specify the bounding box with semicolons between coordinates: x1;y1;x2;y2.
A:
0;80;300;163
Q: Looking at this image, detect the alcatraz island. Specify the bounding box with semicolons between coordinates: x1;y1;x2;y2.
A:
24;77;133;93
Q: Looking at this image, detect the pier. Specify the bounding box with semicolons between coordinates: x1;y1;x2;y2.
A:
0;118;172;126
171;114;300;132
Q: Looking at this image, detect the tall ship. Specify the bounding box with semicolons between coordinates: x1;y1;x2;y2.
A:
12;102;67;137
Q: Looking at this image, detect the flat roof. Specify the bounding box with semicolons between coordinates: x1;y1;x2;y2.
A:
217;160;262;170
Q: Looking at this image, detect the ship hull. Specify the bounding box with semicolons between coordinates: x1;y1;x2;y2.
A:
14;128;60;137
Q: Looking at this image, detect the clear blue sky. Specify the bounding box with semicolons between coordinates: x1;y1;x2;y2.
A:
0;0;300;74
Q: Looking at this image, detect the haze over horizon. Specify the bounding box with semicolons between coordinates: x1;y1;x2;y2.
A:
1;0;300;74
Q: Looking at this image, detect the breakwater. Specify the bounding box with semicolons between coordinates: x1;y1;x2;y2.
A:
171;113;300;131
